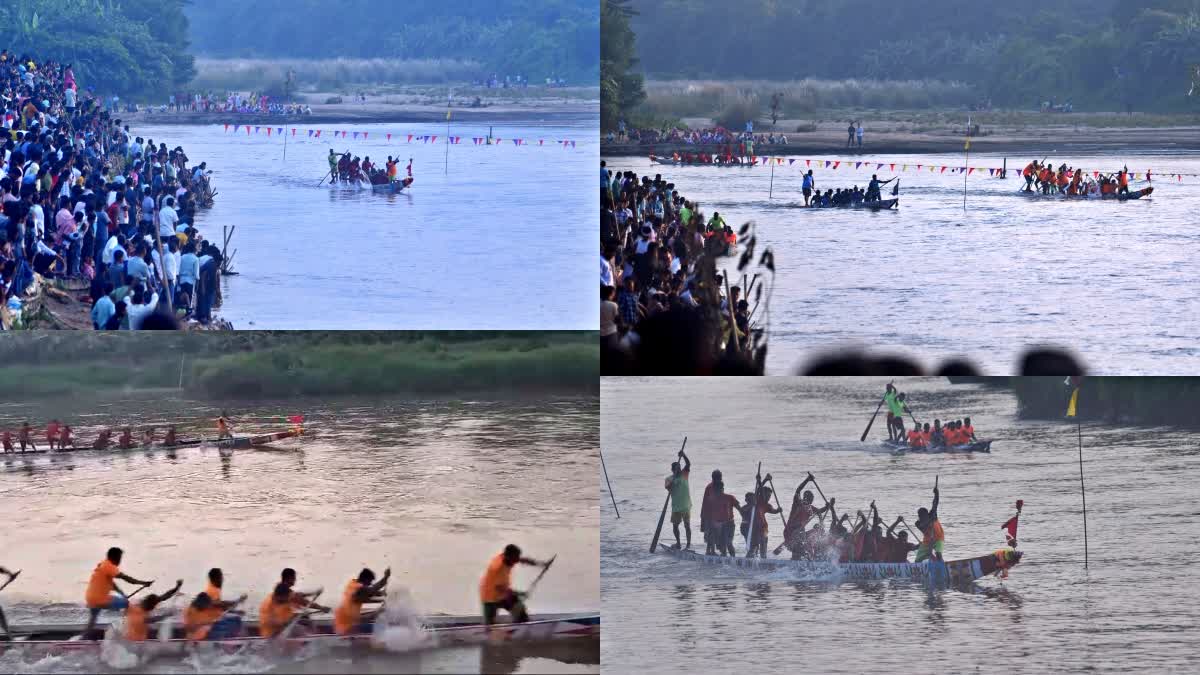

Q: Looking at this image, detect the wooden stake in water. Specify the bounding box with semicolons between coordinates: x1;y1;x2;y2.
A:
1078;421;1089;569
445;90;452;176
963;116;970;211
768;159;775;199
600;447;620;518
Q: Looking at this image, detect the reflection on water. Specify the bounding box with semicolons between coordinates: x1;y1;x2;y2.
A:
602;377;1200;674
609;153;1200;372
0;392;598;674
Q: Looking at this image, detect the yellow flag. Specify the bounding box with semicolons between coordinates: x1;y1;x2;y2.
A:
1066;388;1079;418
964;138;971;151
446;109;452;121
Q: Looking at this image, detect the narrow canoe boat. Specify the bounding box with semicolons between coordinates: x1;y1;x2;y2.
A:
658;544;1019;583
880;439;992;453
810;198;898;210
0;613;599;658
370;180;411;193
1015;186;1152;201
650;156;758;167
3;439;205;459
216;429;302;450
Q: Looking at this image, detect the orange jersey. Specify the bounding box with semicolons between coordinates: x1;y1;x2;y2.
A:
85;560;120;608
333;579;364;635
923;519;945;546
125;604;149;641
479;553;513;603
259;596;295;637
183;604;224;640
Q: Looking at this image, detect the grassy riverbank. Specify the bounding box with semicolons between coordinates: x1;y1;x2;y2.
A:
0;332;598;399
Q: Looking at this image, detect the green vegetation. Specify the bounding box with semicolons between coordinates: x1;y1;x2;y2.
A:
1012;377;1200;426
190;57;485;92
601;0;647;129
185;0;598;85
0;332;597;400
0;0;195;97
628;0;1200;113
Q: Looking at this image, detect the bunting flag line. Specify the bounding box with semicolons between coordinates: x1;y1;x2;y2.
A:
219;124;584;152
638;150;1194;184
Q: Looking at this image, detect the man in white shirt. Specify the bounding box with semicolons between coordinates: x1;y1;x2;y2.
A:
124;288;159;330
158;197;178;240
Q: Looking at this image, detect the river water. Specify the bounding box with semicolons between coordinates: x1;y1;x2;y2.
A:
600;376;1200;674
139;116;598;330
609;152;1200;373
0;393;599;674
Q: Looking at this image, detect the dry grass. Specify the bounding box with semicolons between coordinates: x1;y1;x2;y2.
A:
641;79;978;121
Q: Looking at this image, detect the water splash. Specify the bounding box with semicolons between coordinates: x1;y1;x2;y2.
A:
370;587;436;652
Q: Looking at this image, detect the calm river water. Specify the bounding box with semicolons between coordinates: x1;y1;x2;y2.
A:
611;152;1200;373
140;116;598;330
0;393;598;673
601;377;1200;674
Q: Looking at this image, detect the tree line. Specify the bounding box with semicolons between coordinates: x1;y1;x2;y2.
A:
186;0;598;84
624;0;1200;112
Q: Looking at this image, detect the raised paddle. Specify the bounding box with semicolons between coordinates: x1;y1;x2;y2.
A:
860;382;893;442
0;570;20;593
745;461;762;558
766;476;788;530
649;436;688;553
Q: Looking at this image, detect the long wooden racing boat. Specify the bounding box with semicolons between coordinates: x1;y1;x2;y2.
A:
812;198;898;210
216;429;302;450
370;180;411;193
0;613;599;658
650;155;758;167
1016;186;1153;201
658;544;1019;583
3;438;206;459
880;439;992;453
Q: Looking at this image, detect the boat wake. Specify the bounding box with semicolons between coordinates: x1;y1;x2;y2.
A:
372;587;436;652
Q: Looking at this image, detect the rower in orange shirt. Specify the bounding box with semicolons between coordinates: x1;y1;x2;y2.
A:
18;422;34;452
83;547;155;636
914;484;945;562
45;420;60;450
1117;166;1130;195
217;412;234;440
93;429;112;450
963;417;977;442
183;571;247;641
906;426;926;448
334;567;390;635
123;580;183;642
259;568;331;637
59;425;74;449
480;545;551;625
2;430;13;453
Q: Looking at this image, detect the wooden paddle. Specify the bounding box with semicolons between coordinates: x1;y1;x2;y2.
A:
524;555;556;598
745;462;762;558
0;570;20;593
649;437;687;553
860;382;893;442
766;476;787;529
275;587;323;642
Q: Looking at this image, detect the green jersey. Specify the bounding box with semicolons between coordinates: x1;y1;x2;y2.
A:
667;469;691;513
885;391;905;416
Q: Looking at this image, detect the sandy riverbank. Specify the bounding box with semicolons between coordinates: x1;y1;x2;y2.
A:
603;115;1200;156
129;90;598;126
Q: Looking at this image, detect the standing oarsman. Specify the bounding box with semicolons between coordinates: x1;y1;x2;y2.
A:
479;545;551;625
664;449;692;550
699;469;723;555
884;385;909;441
83;547;155;635
706;481;740;557
747;477;781;558
334;567;391;635
217;412;233;440
18;422;34;452
914;484;944;562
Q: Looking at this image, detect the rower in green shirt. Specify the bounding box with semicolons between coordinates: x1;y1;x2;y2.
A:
883;384;910;442
708;212;726;234
664;449;692;550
